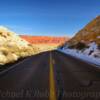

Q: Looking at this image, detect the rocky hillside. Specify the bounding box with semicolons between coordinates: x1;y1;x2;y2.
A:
68;16;100;46
0;26;39;65
62;16;100;65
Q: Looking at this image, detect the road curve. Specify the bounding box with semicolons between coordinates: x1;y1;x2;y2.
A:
0;50;100;100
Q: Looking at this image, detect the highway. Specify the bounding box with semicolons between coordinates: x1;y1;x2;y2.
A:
0;50;100;100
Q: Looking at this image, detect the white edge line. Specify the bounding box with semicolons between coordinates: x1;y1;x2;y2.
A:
0;56;32;76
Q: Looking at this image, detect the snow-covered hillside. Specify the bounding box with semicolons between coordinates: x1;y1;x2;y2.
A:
61;16;100;66
60;42;100;66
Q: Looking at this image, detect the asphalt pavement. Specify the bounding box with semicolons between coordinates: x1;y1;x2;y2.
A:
0;50;100;100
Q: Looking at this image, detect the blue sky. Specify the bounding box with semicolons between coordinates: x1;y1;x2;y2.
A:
0;0;100;37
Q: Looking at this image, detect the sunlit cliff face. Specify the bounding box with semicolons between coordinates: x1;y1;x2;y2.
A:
68;16;100;46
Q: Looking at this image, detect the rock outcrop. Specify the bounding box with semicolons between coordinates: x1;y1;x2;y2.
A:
68;16;100;46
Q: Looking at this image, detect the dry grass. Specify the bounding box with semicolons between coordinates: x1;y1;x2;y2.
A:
32;44;58;52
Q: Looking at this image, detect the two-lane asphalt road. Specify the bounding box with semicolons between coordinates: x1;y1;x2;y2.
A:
0;50;100;100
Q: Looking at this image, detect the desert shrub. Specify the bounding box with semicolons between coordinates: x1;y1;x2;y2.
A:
76;42;87;50
58;45;64;49
98;44;100;50
68;42;87;50
68;45;75;49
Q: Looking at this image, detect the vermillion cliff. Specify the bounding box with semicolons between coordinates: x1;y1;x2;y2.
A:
20;35;68;45
20;35;69;51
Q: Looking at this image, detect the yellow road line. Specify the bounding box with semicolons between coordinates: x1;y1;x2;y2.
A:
49;53;57;100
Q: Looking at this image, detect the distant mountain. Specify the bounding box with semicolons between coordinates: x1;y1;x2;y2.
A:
68;16;100;46
20;35;69;46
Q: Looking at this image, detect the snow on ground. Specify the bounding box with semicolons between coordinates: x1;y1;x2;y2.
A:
97;36;100;39
59;42;100;66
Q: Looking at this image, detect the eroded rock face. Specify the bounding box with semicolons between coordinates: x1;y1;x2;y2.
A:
68;16;100;46
0;26;39;65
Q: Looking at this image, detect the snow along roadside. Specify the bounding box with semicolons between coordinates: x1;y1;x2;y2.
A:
58;49;100;67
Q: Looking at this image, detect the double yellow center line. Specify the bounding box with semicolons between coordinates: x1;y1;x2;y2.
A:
49;53;57;100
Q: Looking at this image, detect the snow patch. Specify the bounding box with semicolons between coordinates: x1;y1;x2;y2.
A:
60;42;100;66
97;36;100;39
